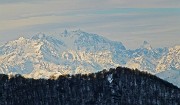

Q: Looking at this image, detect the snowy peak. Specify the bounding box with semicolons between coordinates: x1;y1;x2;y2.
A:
60;29;83;38
141;41;152;50
32;33;47;40
156;45;180;71
31;33;59;42
143;41;149;45
169;45;180;52
59;29;126;51
0;37;31;55
32;33;65;48
63;29;68;36
10;36;28;45
18;37;26;42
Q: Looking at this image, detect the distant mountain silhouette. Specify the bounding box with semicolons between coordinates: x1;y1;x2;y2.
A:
0;67;180;105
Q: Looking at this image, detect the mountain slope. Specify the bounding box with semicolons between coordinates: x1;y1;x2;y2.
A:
157;69;180;88
0;67;180;105
156;45;180;71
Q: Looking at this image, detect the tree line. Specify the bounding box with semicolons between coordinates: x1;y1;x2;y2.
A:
0;67;180;105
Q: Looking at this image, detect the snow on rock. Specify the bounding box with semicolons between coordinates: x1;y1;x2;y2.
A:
156;69;180;88
107;74;113;83
156;45;180;72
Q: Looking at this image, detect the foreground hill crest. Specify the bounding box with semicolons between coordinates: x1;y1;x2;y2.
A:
0;67;180;105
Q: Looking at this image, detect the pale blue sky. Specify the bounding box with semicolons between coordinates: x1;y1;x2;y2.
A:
0;0;180;49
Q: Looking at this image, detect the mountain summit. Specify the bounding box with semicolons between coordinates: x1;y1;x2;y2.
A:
141;41;152;50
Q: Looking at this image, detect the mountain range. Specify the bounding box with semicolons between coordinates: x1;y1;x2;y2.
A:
0;30;179;86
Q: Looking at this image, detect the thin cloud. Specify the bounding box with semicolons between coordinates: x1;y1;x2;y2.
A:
0;1;180;48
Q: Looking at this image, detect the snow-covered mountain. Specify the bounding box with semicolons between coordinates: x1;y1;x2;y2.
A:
0;30;179;83
156;45;180;71
156;69;180;87
0;30;124;78
126;41;169;73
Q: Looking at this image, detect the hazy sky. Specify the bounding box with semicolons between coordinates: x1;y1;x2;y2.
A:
0;0;180;49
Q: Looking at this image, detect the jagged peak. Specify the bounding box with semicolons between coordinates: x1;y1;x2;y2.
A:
64;29;68;35
18;37;26;41
62;29;68;37
60;29;126;50
143;41;149;45
72;29;84;33
60;29;99;39
6;36;28;45
31;33;59;42
173;45;180;49
141;41;152;50
32;32;47;40
70;29;93;36
61;29;83;37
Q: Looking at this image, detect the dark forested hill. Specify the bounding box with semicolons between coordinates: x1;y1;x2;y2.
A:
0;67;180;105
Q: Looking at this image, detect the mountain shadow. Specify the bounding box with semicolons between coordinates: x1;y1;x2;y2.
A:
0;67;180;105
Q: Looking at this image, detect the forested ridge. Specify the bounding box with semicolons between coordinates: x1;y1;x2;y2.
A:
0;67;180;105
